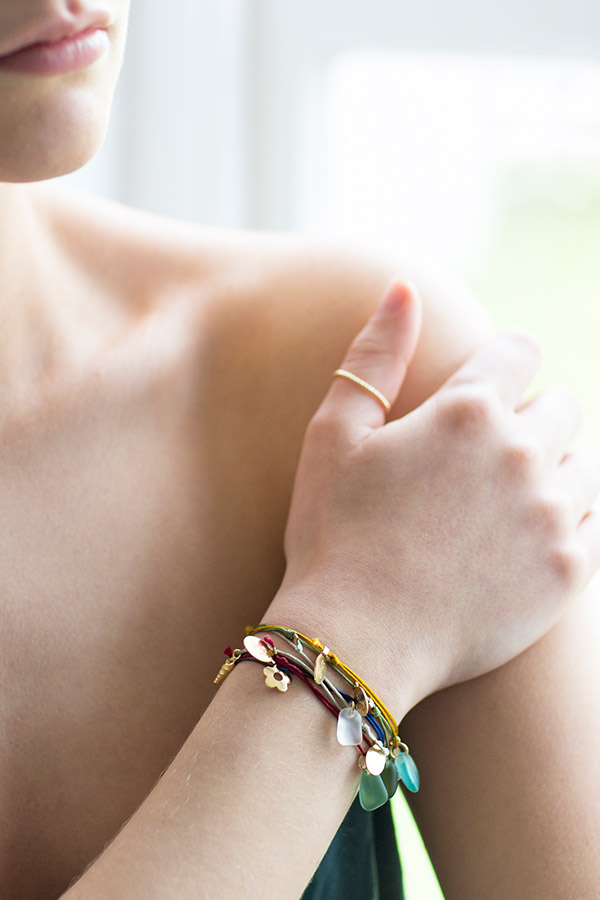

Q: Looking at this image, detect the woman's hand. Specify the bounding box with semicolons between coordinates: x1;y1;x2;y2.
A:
275;279;600;711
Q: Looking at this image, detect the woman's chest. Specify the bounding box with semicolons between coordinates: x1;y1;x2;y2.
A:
0;354;291;899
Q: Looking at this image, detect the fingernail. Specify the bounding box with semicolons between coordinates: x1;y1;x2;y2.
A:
379;278;414;315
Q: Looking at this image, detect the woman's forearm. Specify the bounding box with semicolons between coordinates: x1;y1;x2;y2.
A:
62;598;413;899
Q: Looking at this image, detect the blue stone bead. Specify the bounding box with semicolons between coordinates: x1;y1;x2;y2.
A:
359;770;389;811
395;752;420;793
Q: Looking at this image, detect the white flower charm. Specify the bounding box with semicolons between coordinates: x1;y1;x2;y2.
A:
263;665;290;692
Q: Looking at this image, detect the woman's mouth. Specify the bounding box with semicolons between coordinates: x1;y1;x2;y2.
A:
0;26;109;77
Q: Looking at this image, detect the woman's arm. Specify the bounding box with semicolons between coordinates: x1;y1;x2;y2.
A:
62;280;598;899
63;656;406;898
230;239;600;898
319;248;600;898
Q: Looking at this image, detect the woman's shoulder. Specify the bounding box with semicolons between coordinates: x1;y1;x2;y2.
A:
34;178;477;325
177;223;487;432
34;181;487;414
33;181;392;311
32;183;237;313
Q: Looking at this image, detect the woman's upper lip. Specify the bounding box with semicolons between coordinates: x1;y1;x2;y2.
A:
0;10;112;60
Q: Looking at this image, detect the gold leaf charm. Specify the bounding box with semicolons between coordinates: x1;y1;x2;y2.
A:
244;635;274;663
263;665;290;692
353;684;373;717
313;648;329;685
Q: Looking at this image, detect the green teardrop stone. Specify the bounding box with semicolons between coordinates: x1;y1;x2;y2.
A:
359;770;389;811
395;752;420;793
381;758;399;799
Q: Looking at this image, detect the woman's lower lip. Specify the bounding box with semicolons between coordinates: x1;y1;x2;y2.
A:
0;27;109;76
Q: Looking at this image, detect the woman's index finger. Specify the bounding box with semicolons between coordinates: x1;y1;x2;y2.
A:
443;328;544;409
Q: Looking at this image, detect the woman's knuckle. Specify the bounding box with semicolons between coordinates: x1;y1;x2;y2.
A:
549;543;586;587
504;437;543;479
436;386;497;432
535;493;570;536
306;409;343;442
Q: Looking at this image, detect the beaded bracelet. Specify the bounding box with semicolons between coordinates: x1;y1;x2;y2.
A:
213;626;420;809
247;624;401;747
253;629;420;804
232;646;399;807
265;630;390;748
215;643;395;807
251;639;388;748
269;628;394;748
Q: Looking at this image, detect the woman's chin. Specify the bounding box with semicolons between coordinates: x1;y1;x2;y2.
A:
0;90;112;183
0;137;108;184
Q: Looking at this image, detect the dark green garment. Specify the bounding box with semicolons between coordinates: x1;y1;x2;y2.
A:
301;796;404;900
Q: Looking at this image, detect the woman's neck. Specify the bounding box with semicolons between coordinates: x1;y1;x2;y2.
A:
0;181;72;405
0;181;36;292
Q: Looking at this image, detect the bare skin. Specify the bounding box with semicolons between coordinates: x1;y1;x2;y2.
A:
2;183;418;898
3;4;599;899
0;180;599;900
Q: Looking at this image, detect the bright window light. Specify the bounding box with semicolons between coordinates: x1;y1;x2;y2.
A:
302;51;600;278
300;50;600;450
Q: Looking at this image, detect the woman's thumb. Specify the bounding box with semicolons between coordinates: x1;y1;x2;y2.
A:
320;278;422;434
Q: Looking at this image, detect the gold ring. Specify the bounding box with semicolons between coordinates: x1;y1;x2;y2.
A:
333;369;391;414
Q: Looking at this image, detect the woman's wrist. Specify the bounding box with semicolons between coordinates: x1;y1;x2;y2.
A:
264;580;425;726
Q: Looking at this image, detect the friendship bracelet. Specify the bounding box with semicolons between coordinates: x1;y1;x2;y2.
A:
216;646;373;757
264;641;387;748
234;651;345;722
255;628;420;798
266;634;389;747
247;624;401;747
271;628;392;745
217;644;382;750
214;628;420;809
253;632;409;797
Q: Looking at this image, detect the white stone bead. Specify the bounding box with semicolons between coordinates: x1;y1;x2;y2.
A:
336;706;363;745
